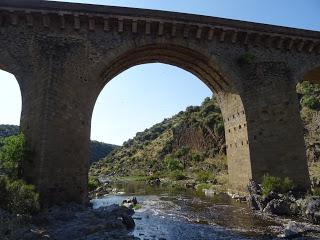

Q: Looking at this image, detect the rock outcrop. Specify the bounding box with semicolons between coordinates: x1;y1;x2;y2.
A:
0;203;136;240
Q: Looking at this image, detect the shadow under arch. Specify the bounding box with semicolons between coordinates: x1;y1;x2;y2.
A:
90;43;253;192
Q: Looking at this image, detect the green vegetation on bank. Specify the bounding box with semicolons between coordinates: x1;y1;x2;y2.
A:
88;176;100;191
0;133;25;178
0;133;40;215
261;175;294;196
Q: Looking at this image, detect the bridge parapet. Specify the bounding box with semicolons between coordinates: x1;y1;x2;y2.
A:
0;1;319;55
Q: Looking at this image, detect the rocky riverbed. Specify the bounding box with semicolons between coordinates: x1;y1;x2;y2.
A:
0;203;137;240
2;179;320;240
92;180;320;239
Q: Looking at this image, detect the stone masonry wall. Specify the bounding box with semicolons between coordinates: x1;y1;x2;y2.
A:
0;0;319;204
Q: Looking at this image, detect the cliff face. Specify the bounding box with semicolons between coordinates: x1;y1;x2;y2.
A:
172;124;225;155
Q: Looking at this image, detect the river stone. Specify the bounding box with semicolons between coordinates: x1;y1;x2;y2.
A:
122;213;135;229
247;179;261;195
263;199;291;215
147;178;161;186
248;194;265;211
304;196;320;224
280;221;303;238
264;190;281;202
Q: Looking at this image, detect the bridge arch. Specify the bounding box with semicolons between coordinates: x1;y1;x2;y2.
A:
0;0;315;206
89;43;252;192
96;44;233;95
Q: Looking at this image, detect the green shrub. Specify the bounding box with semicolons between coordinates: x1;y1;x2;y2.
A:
312;187;320;196
301;95;320;110
191;152;204;162
175;146;189;158
6;179;40;215
164;156;183;171
0;176;39;215
170;170;188;181
282;177;294;193
214;121;225;136
88;176;100;191
296;81;320;95
261;175;294;196
0;133;25;179
195;183;213;192
195;171;214;183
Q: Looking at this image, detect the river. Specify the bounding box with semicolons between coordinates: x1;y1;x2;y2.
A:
91;181;319;240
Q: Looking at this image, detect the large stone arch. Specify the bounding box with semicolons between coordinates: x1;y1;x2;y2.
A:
0;0;317;205
87;43;252;192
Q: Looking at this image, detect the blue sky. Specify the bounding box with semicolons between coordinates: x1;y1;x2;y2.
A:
0;0;319;145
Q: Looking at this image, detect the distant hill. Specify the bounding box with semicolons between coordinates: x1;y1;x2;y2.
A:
89;141;118;164
0;125;19;138
0;125;117;164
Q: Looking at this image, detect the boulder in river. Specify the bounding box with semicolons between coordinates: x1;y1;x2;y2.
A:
147;178;161;186
263;199;291;215
304;196;320;224
0;203;137;240
122;213;135;229
185;181;196;189
247;194;266;211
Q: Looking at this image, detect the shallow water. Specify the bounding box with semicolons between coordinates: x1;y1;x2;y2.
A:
91;181;317;240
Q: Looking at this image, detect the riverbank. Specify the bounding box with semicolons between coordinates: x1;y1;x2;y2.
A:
91;180;320;239
90;176;320;236
90;172;229;198
0;203;137;240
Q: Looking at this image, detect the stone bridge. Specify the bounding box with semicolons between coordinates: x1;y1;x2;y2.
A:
0;0;319;206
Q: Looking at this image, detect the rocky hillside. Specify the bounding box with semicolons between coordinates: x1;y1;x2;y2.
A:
297;81;320;164
91;81;320;181
91;96;227;179
0;124;117;164
297;81;320;183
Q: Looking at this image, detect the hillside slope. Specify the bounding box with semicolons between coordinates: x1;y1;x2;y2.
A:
91;81;320;184
297;81;320;164
91;96;227;181
297;81;320;183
